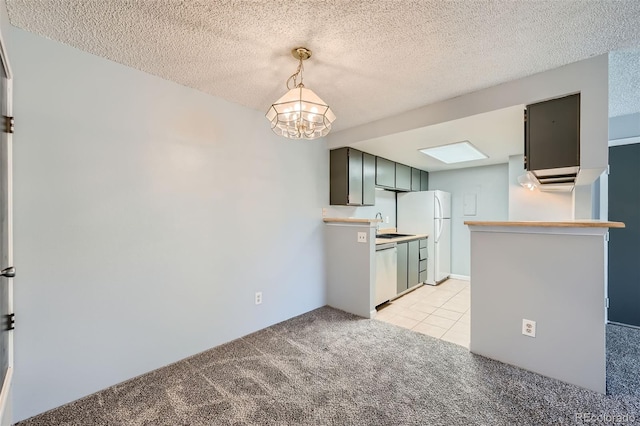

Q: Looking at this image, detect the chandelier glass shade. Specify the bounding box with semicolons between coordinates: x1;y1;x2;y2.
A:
266;47;335;140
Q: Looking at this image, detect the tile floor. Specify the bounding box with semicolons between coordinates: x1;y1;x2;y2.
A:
374;279;470;348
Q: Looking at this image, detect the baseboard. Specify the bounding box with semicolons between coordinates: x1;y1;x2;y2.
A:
607;321;640;330
449;274;470;281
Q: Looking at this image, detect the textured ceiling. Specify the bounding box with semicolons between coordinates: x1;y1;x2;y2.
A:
352;105;525;172
6;0;640;136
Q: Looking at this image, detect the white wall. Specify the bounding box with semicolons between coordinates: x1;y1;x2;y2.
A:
508;155;573;221
609;113;640;140
11;28;327;421
428;164;509;277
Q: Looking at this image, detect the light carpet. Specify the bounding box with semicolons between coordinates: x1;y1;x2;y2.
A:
17;307;640;425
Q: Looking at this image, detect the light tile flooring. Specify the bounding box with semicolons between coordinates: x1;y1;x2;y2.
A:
374;279;470;348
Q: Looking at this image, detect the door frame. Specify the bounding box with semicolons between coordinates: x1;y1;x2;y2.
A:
607;139;640;328
0;17;13;426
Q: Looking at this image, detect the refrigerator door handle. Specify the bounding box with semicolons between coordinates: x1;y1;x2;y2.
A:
435;217;443;243
435;194;443;219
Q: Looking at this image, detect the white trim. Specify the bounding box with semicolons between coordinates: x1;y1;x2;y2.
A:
607;321;640;330
467;225;608;237
0;17;13;426
0;29;11;81
608;136;640;147
449;274;470;281
0;367;12;426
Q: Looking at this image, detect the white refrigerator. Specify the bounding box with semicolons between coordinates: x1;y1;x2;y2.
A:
397;190;451;285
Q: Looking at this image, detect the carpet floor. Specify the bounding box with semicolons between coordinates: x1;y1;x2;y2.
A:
17;307;640;425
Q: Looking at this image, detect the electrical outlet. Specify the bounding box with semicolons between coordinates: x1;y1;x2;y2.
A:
322;208;327;217
255;292;262;305
357;232;367;243
522;319;536;337
385;216;390;224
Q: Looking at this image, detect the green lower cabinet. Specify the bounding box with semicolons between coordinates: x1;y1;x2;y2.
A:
408;240;419;287
397;239;423;295
419;238;428;284
396;242;408;294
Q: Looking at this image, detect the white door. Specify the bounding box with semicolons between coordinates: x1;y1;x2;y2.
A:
0;24;13;426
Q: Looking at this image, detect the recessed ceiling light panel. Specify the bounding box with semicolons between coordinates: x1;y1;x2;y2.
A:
419;140;488;164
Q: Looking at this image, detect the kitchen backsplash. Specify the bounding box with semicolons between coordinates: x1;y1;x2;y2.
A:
324;189;397;227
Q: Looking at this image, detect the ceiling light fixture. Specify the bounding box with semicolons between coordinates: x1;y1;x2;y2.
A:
266;47;335;140
419;141;488;164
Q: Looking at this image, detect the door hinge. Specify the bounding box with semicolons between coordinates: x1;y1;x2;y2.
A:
4;313;14;331
3;116;14;134
0;266;15;278
606;298;610;309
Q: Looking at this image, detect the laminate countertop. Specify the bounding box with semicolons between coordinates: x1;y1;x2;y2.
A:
464;220;625;228
375;234;428;245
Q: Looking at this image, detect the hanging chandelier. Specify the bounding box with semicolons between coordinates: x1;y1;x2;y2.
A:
266;47;336;140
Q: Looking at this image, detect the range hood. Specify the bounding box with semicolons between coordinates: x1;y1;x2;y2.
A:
531;166;579;192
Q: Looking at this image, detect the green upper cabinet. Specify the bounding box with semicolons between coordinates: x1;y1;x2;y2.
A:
395;164;411;191
411;168;421;191
375;157;395;189
332;149;427;198
330;148;375;206
362;152;376;206
420;170;429;191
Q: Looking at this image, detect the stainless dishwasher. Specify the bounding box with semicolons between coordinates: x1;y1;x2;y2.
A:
375;242;398;306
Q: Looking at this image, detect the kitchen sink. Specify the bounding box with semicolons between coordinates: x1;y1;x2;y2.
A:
376;233;415;239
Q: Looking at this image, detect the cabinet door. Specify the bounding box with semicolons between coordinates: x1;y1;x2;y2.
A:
396;163;411;191
376;157;395;188
396;242;408;294
526;93;580;171
408;239;420;288
347;149;363;205
411;168;421;191
362;153;376;206
329;148;349;205
420;170;429;191
329;148;363;206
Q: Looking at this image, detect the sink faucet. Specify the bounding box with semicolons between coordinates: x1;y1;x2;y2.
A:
375;212;383;233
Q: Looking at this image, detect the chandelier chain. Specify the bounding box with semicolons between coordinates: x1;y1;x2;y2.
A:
286;56;305;90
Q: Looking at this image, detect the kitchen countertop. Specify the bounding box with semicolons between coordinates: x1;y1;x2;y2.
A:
464;220;625;228
375;233;428;245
